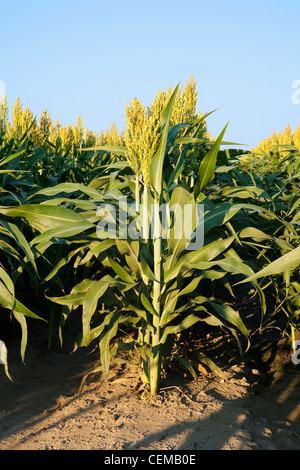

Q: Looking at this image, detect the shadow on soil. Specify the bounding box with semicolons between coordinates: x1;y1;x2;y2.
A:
0;290;299;450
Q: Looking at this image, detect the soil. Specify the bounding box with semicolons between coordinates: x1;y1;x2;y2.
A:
0;292;300;452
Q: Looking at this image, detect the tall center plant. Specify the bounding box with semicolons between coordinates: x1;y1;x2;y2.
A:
2;84;272;395
48;84;264;396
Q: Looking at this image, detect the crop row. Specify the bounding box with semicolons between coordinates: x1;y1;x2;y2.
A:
0;80;299;395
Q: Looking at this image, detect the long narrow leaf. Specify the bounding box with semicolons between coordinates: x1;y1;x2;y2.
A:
82;281;109;346
0;220;38;273
160;314;200;344
149;84;179;195
0;204;87;233
81;145;129;157
209;301;249;338
0;281;43;321
238;245;300;284
99;313;128;380
164;236;234;283
27;182;103;201
30;220;95;246
195;123;229;196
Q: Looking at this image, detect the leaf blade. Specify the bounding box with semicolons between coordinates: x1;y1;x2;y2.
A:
195;122;229;196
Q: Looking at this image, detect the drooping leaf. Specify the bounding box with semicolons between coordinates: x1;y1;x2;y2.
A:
0;340;12;381
107;257;135;284
196;352;226;379
238;245;300;284
82;280;109;346
0;220;38;273
26;182;104;201
0;204;87;233
99;313;128;380
239;227;272;242
47;292;86;306
209;301;249;338
44;246;85;281
30;220;95;245
160;314;201;344
81;145;129;157
176;357;198;381
0;281;43;321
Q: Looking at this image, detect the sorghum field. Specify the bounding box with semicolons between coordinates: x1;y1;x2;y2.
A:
0;78;299;450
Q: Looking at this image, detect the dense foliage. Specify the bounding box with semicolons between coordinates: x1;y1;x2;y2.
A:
0;78;299;394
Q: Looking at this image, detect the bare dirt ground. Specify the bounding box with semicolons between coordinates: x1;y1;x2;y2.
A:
0;301;300;452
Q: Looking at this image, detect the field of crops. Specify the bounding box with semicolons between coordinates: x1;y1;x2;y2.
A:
0;78;299;398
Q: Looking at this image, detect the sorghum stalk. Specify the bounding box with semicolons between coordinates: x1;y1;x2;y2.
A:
150;193;162;395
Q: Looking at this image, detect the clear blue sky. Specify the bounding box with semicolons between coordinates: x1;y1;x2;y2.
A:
1;0;299;148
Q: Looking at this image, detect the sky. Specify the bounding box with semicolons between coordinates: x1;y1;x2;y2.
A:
1;0;300;148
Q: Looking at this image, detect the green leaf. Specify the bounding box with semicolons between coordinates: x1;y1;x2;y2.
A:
164;185;197;271
196;352;226;379
195;122;229;196
47;292;86;306
99;313;128;380
209;302;249;338
0;266;15;295
201;201;282;236
26;182;103;201
160;314;201;344
44;246;84;281
167;123;189;147
30;220;95;245
108;257;136;284
39;197;98;210
81;145;129;157
140;291;158;317
13;311;28;363
0;281;43;321
0;340;13;381
222;186;269;200
178;276;202;297
164;236;234;283
176;357;198;380
0;169;27;174
149;84;179;195
79;240;115;265
140;252;157;282
238;245;300;284
202;202;242;235
160;287;181;326
0;220;37;273
116;239;142;279
0;204;87;233
190;254;266;317
82;281;109;346
239;227;272;242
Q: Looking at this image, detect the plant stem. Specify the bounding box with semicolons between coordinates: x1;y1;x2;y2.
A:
143;184;149;241
135;173;140;214
150;194;162;395
291;325;296;353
